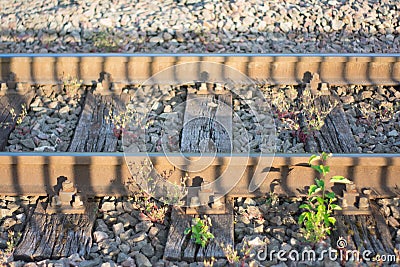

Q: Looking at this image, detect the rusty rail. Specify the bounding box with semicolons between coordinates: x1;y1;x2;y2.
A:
0;54;399;197
0;54;399;87
0;152;399;197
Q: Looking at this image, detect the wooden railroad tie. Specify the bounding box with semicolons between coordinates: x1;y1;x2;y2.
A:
298;76;395;257
0;89;35;151
164;202;234;262
164;83;235;262
68;91;129;152
14;178;97;261
300;73;358;153
181;83;232;154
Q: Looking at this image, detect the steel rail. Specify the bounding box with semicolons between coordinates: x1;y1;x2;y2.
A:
0;152;399;197
0;54;399;86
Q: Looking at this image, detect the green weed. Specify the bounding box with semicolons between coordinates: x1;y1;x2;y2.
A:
298;152;352;242
185;216;215;248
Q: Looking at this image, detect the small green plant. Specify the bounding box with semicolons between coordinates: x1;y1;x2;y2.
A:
6;230;22;254
264;191;279;207
220;240;252;266
298;152;352;242
105;104;142;140
132;190;169;224
127;159;156;194
299;87;338;132
220;243;241;265
159;173;188;206
220;243;240;264
0;104;27;129
61;74;82;97
184;216;215;248
143;200;168;224
264;84;338;146
202;257;216;267
92;29;124;52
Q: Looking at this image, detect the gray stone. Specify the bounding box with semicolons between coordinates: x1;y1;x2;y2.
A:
59;106;70;118
134;253;152;267
289;237;300;246
239;214;251;225
132;232;147;242
341;95;355;104
22;262;38;267
32;107;48;112
254;225;264;233
46;117;60;124
389;130;398;137
331;19;344;31
126;143;140;153
100;18;113;27
101;202;115;212
78;258;102;267
248;260;260;267
243;198;257;207
163;32;173;41
93;231;109;243
7;203;19;213
20;138;36;149
122;201;134;212
34;146;56;152
361;90;373;99
68;253;82;262
135;221;152;233
117;252;129;263
287;202;299;213
47;102;59;109
119;243;131;254
8;139;19;145
148;227;160;239
323;258;341;267
121;257;136;267
120;229;133;241
391;206;400;219
270;216;282;226
90;245;99;253
102;244;119;254
280;22;292;32
0;238;7;249
96;219;108;232
149;36;163;43
141;243;155;257
118;213;137;227
37;133;49;140
113;222;125;236
16;213;26;222
30;98;42;108
163;105;172;113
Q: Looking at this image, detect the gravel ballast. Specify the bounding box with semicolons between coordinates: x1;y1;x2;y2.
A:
2;196;399;266
0;0;399;53
0;0;399;265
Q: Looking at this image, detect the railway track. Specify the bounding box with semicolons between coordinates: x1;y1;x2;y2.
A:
0;53;399;265
0;53;398;197
0;53;399;87
0;153;399;198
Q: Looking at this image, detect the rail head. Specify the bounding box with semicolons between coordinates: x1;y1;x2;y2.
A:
0;54;399;86
0;152;399;196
